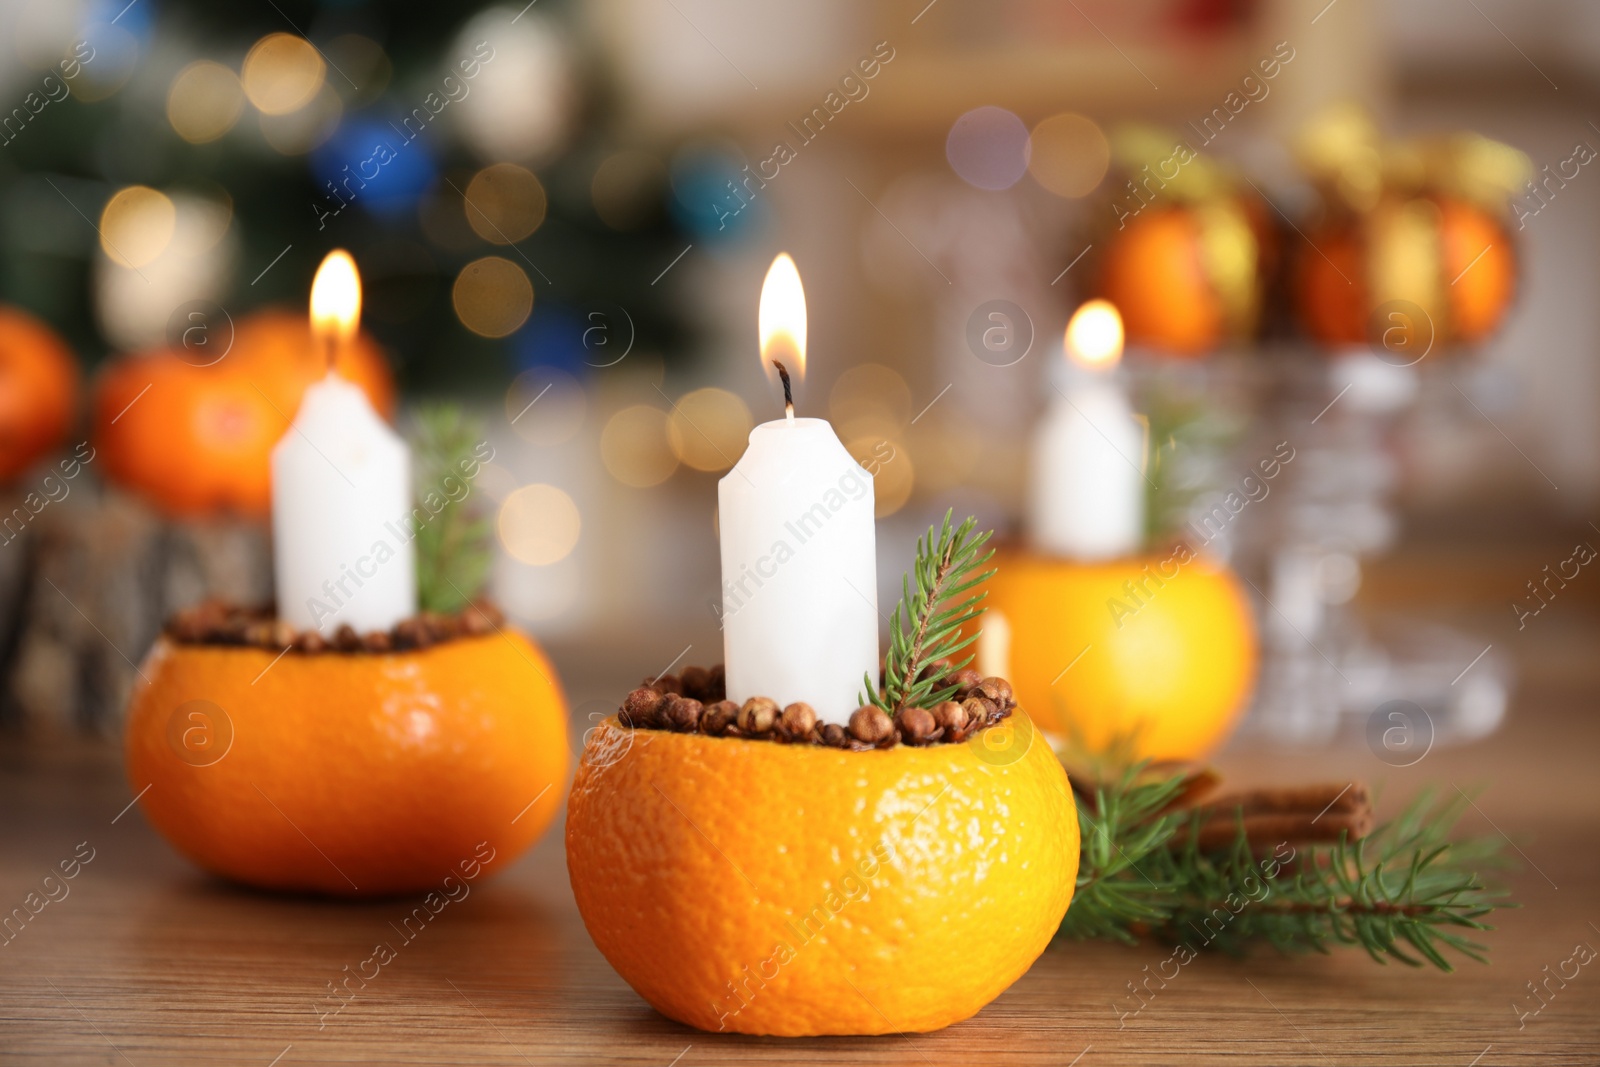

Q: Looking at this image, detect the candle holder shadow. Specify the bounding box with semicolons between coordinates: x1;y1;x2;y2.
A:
565;663;1080;1037
123;600;568;897
977;545;1259;762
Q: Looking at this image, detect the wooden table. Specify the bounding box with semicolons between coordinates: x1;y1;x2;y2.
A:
3;602;1598;1066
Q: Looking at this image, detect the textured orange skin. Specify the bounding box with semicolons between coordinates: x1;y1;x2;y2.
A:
125;632;568;896
566;714;1078;1036
982;550;1258;761
0;306;79;484
1098;208;1221;358
93;308;394;519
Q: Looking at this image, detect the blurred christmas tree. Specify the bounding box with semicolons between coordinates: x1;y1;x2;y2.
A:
0;0;694;393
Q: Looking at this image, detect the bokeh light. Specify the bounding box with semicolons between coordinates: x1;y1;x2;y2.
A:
313;118;437;219
242;33;325;115
325;35;392;105
1028;113;1110;198
828;363;912;440
73;21;141;102
452;9;575;162
907;409;981;494
505;366;585;446
591;151;665;230
465;163;547;244
667;388;753;472
670;145;758;240
601;405;678;487
946;106;1031;191
259;83;342;155
167;61;245;144
453;256;533;337
847;436;914;517
498;484;581;565
99;186;175;268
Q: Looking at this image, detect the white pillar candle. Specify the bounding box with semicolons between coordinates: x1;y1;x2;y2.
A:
271;251;416;634
718;255;879;725
1027;299;1145;560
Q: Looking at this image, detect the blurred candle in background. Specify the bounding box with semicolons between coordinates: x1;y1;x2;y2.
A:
719;254;879;724
1027;299;1145;560
272;251;416;633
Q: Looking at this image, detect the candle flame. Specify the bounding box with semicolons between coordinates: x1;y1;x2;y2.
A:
310;250;362;366
1064;299;1123;370
758;253;806;383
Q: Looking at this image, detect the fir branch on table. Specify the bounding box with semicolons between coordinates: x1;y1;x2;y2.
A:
1060;767;1513;971
410;404;493;614
862;510;995;717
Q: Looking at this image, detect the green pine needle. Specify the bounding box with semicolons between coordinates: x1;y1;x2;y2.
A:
862;510;996;717
411;404;494;614
1060;766;1514;971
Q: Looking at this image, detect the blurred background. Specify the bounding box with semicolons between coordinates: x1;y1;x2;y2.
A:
0;0;1594;749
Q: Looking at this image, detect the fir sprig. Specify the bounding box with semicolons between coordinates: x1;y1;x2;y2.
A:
862;510;996;716
1061;767;1512;971
411;404;494;614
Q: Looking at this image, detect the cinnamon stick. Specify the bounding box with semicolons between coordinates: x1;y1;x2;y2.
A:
1192;809;1373;853
1191;782;1369;821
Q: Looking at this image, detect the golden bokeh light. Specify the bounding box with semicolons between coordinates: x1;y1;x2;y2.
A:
847;436;914;518
1028;113;1111;199
601;405;678;487
167;61;245;144
828;363;912;440
591;151;665;230
505;367;585;446
498;484;581;565
666;387;752;473
1065;299;1125;368
242;33;326;115
465;163;547;245
907;410;981;494
453;256;533;338
99;186;176;269
259;83;342;154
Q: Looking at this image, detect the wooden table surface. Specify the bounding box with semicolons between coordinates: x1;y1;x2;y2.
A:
3;598;1598;1066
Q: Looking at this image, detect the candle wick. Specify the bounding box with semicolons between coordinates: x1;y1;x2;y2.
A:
315;330;334;374
773;360;795;423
